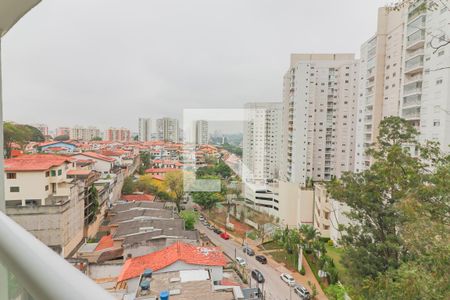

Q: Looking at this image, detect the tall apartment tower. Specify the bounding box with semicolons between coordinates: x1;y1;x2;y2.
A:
402;1;450;152
56;127;71;137
280;54;359;186
70;126;101;141
354;7;406;172
243;102;282;182
195;120;209;145
138;118;152;142
106;128;131;142
157;118;179;142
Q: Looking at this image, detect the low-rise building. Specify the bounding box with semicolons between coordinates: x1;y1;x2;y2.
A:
4;154;85;256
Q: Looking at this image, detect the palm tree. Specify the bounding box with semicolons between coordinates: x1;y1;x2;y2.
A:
299;224;319;253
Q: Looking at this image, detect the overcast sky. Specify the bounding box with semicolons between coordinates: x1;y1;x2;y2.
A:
2;0;387;132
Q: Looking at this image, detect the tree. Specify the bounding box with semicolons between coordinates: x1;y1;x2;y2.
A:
3;122;45;158
87;185;99;223
327;116;450;296
192;191;223;211
138;151;152;175
91;136;102;141
122;176;135;195
54;134;70;141
179;210;198;230
164;171;185;212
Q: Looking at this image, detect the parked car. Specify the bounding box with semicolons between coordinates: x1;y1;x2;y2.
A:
255;255;267;264
251;269;265;283
236;257;246;266
280;273;295;286
199;215;205;221
220;232;230;240
213;228;223;234
294;284;311;299
243;246;255;256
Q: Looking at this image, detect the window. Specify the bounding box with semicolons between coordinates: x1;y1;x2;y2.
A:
433;120;441;127
7;173;16;179
438;50;445;56
58;169;62;176
436;78;443;85
10;186;20;193
45;185;49;191
45;171;50;177
51;170;56;176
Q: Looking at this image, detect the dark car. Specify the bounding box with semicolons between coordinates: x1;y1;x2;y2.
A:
243;246;255;256
213;228;223;234
255;255;267;264
251;269;265;283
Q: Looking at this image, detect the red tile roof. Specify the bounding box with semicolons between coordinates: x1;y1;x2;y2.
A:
152;175;164;181
145;168;179;174
78;152;116;162
95;235;114;251
4;154;73;172
101;150;126;157
120;194;155;202
67;169;92;176
117;242;226;282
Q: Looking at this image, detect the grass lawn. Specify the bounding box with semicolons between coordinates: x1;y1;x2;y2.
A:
270;250;299;271
325;245;350;284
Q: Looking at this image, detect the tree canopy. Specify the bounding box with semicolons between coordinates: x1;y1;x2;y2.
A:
326;116;450;298
3;122;45;158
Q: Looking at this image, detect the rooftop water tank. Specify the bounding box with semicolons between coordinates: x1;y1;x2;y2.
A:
160;290;169;300
143;269;153;278
140;280;150;291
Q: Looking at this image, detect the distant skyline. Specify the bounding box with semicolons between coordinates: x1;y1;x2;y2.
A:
3;0;386;131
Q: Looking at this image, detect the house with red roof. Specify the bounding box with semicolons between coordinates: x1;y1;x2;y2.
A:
144;168;179;177
4;154;84;257
72;152;116;174
117;242;227;291
120;194;156;202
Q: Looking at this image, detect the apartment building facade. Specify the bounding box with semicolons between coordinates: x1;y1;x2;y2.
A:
138;118;152;142
70;126;101;141
32;123;49;136
402;1;450;152
280;54;359;186
243;102;282;182
106;128;131;142
56;127;71;137
355;7;406;172
157;117;179;142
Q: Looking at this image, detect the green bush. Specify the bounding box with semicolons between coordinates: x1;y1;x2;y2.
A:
327;239;334;247
300;267;306;275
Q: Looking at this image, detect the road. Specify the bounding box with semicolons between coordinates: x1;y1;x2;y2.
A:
196;221;301;300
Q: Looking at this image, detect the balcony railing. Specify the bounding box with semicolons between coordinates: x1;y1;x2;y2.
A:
0;211;114;300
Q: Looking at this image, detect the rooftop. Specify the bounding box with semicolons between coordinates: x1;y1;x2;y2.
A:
117;242;227;282
76;152;116;162
4;154;74;172
120;194;156;202
133;270;234;300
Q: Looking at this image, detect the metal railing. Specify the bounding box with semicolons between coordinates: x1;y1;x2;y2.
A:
0;211;115;300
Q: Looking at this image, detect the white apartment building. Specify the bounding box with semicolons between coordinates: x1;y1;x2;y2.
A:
402;0;450;153
138;118;153;142
195;120;209;145
355;7;406;172
243;102;282;182
280;54;359;186
70;126;101;141
157;118;179;142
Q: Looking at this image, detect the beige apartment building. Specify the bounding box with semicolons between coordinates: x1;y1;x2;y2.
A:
280;53;359;186
355;7;406;172
70;126;101;141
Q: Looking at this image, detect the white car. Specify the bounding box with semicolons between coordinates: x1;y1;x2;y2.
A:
236;257;246;266
280;273;295;286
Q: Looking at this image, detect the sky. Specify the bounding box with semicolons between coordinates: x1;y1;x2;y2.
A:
2;0;387;132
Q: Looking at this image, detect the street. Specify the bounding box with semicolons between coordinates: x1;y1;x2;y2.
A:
196;221;301;300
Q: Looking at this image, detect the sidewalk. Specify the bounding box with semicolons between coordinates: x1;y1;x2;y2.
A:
213;221;327;300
